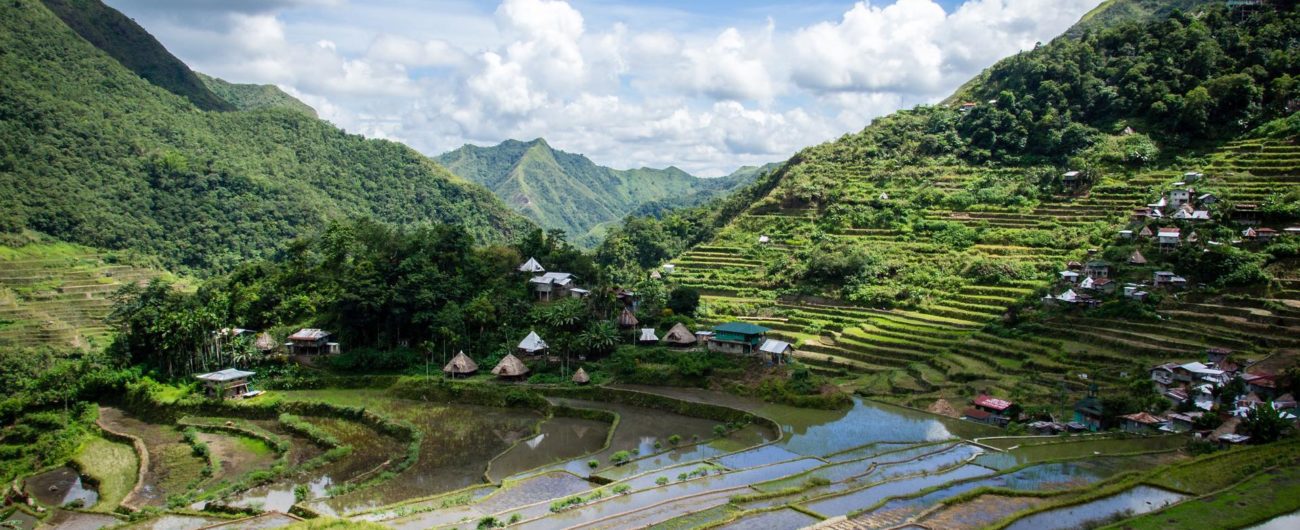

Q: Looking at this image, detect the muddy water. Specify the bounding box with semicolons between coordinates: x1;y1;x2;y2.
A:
1249;510;1300;529
41;510;120;530
1003;485;1187;530
0;510;40;530
274;389;545;515
538;398;730;476
486;417;610;482
25;467;98;508
803;464;994;517
121;514;228;530
98;407;205;507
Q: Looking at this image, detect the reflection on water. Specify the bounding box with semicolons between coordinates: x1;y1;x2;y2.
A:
486;417;609;481
25;467;99;508
1248;510;1300;530
1004;485;1186;530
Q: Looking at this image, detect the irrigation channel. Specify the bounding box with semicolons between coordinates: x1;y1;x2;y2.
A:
9;384;1198;530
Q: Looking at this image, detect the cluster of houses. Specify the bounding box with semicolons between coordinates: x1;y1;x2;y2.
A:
1126;178;1298;250
957;345;1298;441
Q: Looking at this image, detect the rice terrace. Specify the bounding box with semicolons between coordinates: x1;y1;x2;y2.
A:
3;0;1300;529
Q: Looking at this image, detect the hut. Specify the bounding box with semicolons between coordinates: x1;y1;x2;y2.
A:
195;368;255;400
617;308;639;329
492;354;530;380
1128;250;1147;265
254;332;277;353
287;328;337;355
638;328;659;345
518;257;545;273
663;323;697;347
572;367;590;385
443;351;479;378
518;331;548;355
758;339;793;364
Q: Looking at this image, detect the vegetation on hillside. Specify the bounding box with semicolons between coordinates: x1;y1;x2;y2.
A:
435;139;765;246
0;0;530;274
198;73;318;117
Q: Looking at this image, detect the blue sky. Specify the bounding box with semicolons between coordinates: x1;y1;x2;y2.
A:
109;0;1102;176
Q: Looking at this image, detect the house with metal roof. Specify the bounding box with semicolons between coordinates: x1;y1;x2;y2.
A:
196;368;256;399
708;322;770;355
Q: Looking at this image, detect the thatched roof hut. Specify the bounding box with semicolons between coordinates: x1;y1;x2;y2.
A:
1129;250;1147;265
639;328;659;344
663;323;696;346
617;308;639;328
518;331;548;354
443;351;478;377
572;367;590;385
492;353;530;379
254;332;277;352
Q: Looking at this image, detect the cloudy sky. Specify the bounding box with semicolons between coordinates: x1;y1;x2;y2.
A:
107;0;1102;176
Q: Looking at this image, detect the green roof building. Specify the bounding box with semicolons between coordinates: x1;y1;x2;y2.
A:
708;321;771;355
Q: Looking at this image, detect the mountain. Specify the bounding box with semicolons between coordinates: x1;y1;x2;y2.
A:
600;0;1300;411
198;73;318;117
435;139;766;246
39;0;232;111
0;0;531;273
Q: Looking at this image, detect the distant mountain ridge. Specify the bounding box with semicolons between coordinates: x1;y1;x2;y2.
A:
436;138;769;245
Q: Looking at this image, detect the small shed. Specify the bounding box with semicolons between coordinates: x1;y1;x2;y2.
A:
572;367;590;385
518;331;548;355
492;354;530;380
663;323;697;347
638;328;659;345
617;308;639;329
1120;412;1165;434
758;339;793;364
1128;250;1147;265
443;351;478;378
196;368;255;400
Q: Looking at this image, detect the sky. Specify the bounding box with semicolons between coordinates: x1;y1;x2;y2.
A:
106;0;1104;176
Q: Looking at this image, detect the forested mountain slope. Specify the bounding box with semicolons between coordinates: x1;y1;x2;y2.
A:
601;0;1300;411
0;0;531;274
436;139;764;245
198;73;318;117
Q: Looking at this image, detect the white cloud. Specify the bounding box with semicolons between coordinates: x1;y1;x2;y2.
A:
106;0;1104;176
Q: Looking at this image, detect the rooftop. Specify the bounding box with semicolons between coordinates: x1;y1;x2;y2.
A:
196;368;255;382
713;321;771;336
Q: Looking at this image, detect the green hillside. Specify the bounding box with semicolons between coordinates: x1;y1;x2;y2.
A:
198;73;318;117
601;0;1300;410
436;139;765;246
39;0;232;111
0;0;531;274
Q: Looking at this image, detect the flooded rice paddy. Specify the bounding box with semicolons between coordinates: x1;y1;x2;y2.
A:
25;467;99;508
98;407;207;507
1003;485;1187;530
66;385;1197;530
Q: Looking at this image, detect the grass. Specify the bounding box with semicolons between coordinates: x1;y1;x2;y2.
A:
279;517;389;530
1102;465;1300;530
72;435;138;512
233;435;275;457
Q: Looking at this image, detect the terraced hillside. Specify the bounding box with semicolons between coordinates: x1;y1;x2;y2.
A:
669;135;1300;410
0;241;173;350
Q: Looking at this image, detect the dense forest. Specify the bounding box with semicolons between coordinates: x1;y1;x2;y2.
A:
435;139;763;246
0;0;531;274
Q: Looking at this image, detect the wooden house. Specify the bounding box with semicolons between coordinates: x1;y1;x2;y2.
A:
492;354;530;380
967;394;1016;426
1168;188;1192;208
254;332;278;353
1128;250;1147;265
663;323;697;347
707;322;770;355
1120;412;1166;434
1062;170;1082;188
287;329;336;355
517;331;548;356
195;368;255;400
1138;226;1154;238
1198;192;1217;206
1157;227;1181;250
1073;393;1105;432
1153;271;1186;288
1233;204;1260;226
617;308;639;329
529;272;580;301
443;351;478;378
1150;362;1178;391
